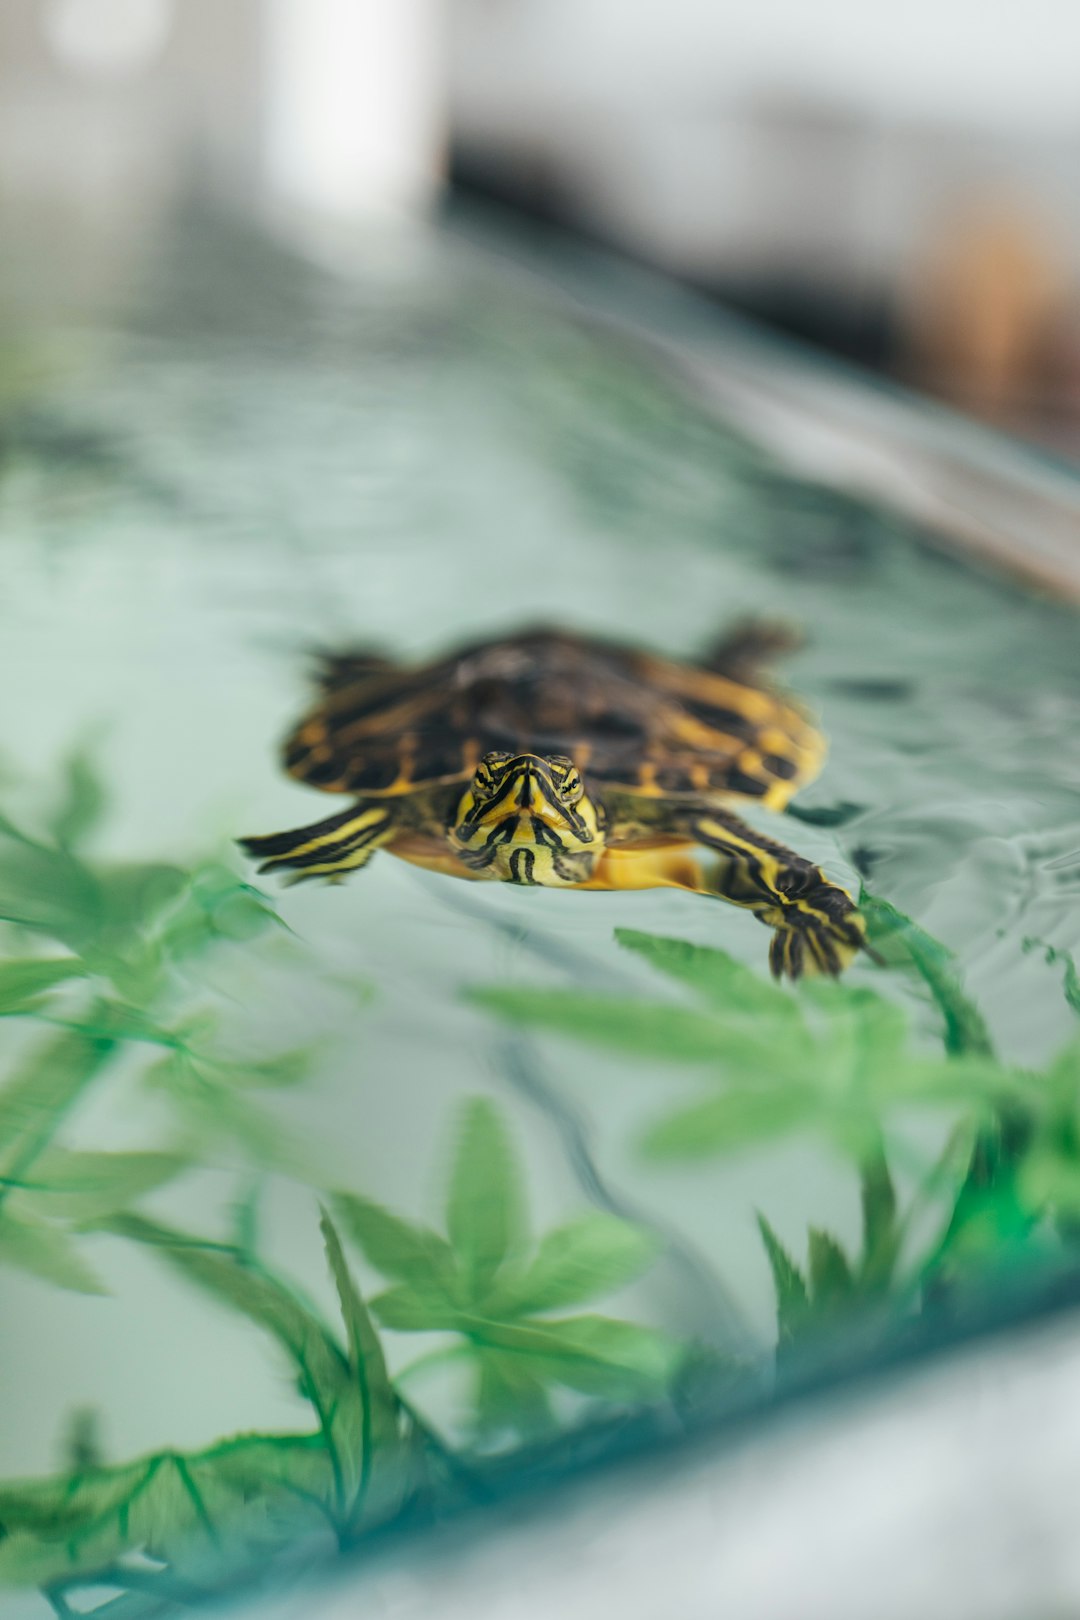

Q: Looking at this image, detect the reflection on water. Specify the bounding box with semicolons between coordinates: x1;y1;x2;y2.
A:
2;210;1080;1615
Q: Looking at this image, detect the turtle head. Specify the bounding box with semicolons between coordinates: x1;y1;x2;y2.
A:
450;752;604;886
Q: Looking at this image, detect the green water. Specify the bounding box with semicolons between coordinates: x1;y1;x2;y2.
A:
2;209;1080;1615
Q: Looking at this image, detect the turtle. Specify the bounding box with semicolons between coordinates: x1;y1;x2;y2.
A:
239;624;867;977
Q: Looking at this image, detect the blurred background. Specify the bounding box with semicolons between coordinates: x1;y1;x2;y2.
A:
5;0;1080;447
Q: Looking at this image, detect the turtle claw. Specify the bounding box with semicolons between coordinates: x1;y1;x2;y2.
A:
767;887;870;980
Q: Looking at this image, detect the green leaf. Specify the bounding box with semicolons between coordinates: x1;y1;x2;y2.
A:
103;1214;354;1487
468;988;774;1068
93;863;188;946
861;891;952;969
797;986;913;1110
807;1228;853;1306
861;891;993;1057
0;1431;334;1590
172;1009;222;1048
105;1212;415;1539
1018;1144;1080;1218
201;889;279;944
1025;942;1080;1022
474;1350;554;1437
0;1212;105;1292
321;1211;398;1434
1064;955;1080;1020
859;1147;899;1286
0;807;36;845
503;1214;661;1313
145;1051;293;1164
7;1148;183;1220
802;980;910;1061
642;1086;815;1158
162;866;282;958
3;1210;411;1592
62;1407;105;1472
877;1054;1021;1111
472;1313;683;1399
0;1025;114;1184
333;1193;456;1294
757;1214;809;1344
51;748;108;852
446;1098;525;1291
320;1210;402;1520
221;1045;317;1090
87;1000;168;1042
0;835;101;947
1041;1039;1080;1108
345;1109;686;1427
0;955;85;1014
371;1283;457;1331
615;929;801;1025
0;830;190;974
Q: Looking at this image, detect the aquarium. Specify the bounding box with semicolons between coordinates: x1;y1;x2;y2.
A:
1;202;1079;1618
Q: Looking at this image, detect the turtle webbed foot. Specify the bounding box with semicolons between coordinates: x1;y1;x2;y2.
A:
765;875;868;979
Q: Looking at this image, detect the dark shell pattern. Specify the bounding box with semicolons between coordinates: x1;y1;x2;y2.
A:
282;630;824;811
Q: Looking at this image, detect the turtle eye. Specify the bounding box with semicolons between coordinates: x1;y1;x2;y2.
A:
549;757;584;805
473;751;511;800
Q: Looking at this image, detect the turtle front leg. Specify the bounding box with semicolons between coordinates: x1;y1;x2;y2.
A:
677;807;867;978
239;800;398;885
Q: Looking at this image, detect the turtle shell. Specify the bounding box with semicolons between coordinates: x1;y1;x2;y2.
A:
282;629;824;810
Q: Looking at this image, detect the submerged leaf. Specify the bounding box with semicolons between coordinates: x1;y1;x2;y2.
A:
100;1211;418;1547
93;863;188;947
860;891;993;1057
0;955;85;1015
807;1229;853;1306
873;1054;1022;1111
371;1283;456;1331
1065;957;1080;1020
1017;1143;1080;1218
346;1100;674;1421
333;1193;456;1294
144;1050;293;1164
616;929;800;1025
1024;941;1080;1022
218;1045;317;1091
460;1312;682;1398
757;1215;809;1344
320;1211;402;1519
446;1098;525;1291
642;1086;815;1158
103;1214;350;1439
0;1025;114;1183
8;1148;183;1221
1042;1039;1080;1105
62;1407;105;1472
468;988;775;1069
0;1430;335;1590
0;1212;105;1293
859;1147;899;1286
0;835;101;946
50;748;108;853
502;1214;661;1313
163;866;282;958
474;1349;554;1438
